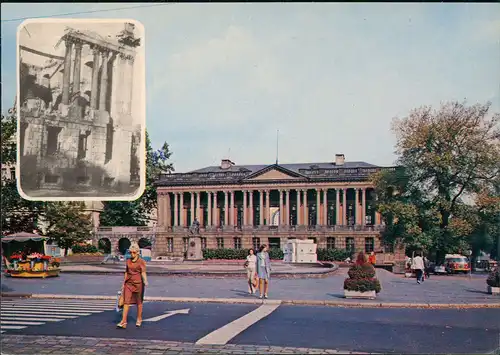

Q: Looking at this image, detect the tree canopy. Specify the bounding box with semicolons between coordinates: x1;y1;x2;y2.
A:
373;101;500;261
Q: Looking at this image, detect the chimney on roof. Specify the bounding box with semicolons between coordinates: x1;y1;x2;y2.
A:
335;154;345;166
221;159;235;170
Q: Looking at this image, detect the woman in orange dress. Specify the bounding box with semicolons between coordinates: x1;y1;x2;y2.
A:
117;243;148;329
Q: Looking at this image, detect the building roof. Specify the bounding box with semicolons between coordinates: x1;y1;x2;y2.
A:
155;159;397;187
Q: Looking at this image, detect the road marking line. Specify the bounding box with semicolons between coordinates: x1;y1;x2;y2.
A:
2;303;114;309
1;311;89;316
1;320;44;325
1;317;63;322
0;306;110;312
2;300;116;305
0;325;26;330
196;302;281;345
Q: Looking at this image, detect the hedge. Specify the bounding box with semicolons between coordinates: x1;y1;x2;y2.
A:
202;248;284;260
317;248;353;262
344;261;381;293
71;244;99;254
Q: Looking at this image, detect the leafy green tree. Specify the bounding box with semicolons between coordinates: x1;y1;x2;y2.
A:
373;101;500;261
99;131;174;226
43;202;93;255
1;112;45;235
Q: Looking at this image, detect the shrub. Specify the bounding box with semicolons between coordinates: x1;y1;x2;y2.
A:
317;248;352;262
347;263;376;279
344;278;382;293
202;248;284;260
486;267;500;288
71;244;99;254
344;253;381;294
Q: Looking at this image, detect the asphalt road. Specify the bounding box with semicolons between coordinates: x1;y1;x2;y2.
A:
2;298;499;354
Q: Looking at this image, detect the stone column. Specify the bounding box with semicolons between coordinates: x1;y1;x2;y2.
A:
285;190;290;225
166;193;171;227
61;39;73;105
265;190;271;225
174;193;179;227
180;193;185;227
124;56;134;115
361;188;366;225
323;189;328;226
278;190;284;225
72;42;83;94
229;191;235;226
249;191;254;226
197;192;202;222
213;192;218;227
335;189;340;225
316;189;321;226
157;193;165;226
99;51;109;111
90;47;100;109
224;191;229;226
303;189;308;226
243;190;248;226
342;189;347;225
296;190;301;225
207;191;212;226
259;190;264;226
355;189;360;225
189;192;195;225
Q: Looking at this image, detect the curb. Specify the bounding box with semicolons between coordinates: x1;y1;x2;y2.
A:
2;293;499;309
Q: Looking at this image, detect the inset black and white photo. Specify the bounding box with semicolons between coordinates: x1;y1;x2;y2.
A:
16;19;145;201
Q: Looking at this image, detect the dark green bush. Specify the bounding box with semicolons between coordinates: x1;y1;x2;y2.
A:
487;267;500;287
72;244;99;254
202;248;284;260
347;263;376;279
344;278;381;293
317;248;352;262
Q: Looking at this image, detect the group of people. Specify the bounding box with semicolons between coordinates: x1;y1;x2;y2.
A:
244;244;272;299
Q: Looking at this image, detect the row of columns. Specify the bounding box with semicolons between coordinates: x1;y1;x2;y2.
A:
61;36;134;115
158;188;380;228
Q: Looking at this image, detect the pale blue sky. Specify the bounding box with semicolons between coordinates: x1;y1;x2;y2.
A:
2;3;499;173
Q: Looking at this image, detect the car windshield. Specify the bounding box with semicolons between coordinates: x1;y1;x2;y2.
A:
448;258;468;263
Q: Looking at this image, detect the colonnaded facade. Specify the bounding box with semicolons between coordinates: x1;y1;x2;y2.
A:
139;154;404;264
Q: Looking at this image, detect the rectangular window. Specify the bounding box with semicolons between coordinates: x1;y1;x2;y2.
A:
77;134;88;159
346;237;355;253
10;167;15;180
183;237;189;252
46;126;61;155
383;241;394;253
200;237;207;250
268;237;280;250
234;237;242;250
252;237;260;251
326;237;335;250
365;237;374;253
167;238;173;253
216;237;224;249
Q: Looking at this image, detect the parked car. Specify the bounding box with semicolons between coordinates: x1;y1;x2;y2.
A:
445;254;471;274
433;264;449;275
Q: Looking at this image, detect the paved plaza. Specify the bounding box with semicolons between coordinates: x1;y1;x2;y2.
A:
2;268;499;306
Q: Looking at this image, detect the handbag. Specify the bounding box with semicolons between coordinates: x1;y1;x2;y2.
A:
252;275;258;288
243;260;249;268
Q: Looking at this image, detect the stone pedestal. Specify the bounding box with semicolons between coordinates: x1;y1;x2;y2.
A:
185;236;203;261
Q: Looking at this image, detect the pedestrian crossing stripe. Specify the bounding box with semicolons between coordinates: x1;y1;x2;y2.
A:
0;299;116;334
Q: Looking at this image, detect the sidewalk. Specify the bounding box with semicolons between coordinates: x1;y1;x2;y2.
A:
1;335;366;354
58;261;338;278
2;268;499;308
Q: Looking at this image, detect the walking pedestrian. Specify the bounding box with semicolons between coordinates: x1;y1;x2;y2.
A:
244;248;257;294
424;256;431;279
117;243;148;329
411;252;425;284
256;244;271;299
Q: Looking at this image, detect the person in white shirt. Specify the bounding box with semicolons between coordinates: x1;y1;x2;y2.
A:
411;252;425;284
244;248;257;294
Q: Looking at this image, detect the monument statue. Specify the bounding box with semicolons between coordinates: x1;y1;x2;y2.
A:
186;218;203;261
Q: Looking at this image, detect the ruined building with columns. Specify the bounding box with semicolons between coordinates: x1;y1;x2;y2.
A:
18;23;142;197
108;154;401;264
